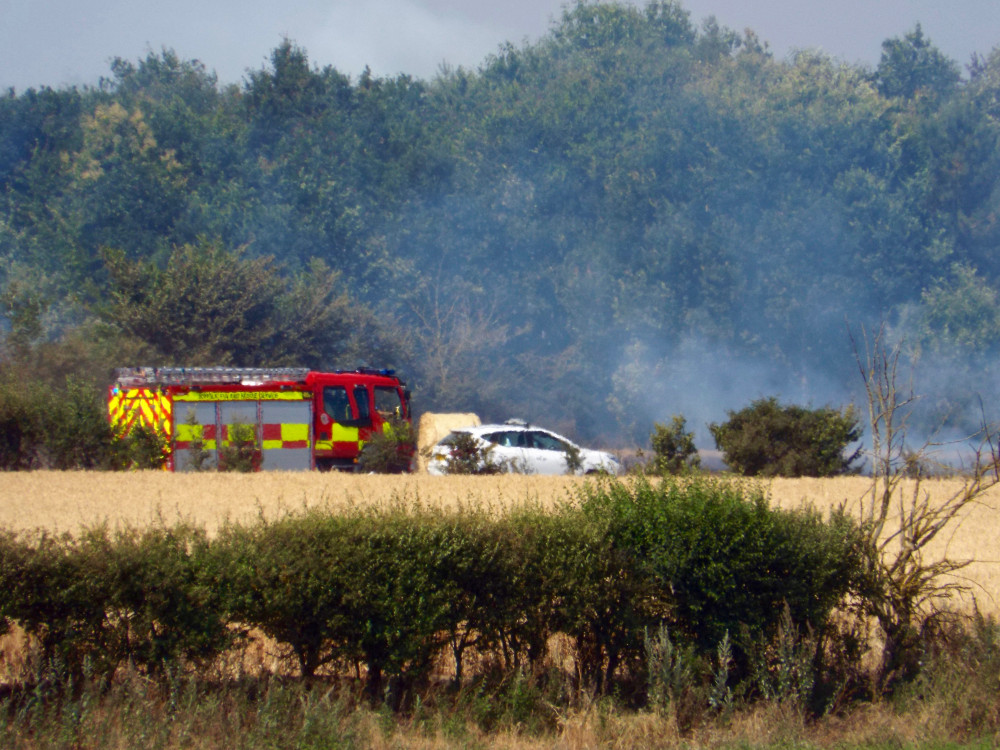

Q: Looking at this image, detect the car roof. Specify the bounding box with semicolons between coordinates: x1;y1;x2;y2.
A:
457;422;535;435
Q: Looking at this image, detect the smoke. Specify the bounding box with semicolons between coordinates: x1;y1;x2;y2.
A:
609;334;858;450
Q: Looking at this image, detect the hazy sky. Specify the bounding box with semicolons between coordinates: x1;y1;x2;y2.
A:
2;0;999;92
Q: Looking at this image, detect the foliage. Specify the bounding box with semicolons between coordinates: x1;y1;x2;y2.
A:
216;420;260;472
1;5;997;446
0;484;978;727
876;24;961;100
109;424;169;469
179;409;211;471
80;523;233;674
709;397;862;477
561;440;583;474
438;432;505;475
579;477;866;672
98;240;397;368
0;365;120;470
219;511;355;679
644;623;706;730
357;418;416;473
648;415;700;474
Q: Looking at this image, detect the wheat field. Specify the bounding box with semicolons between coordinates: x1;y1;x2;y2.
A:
3;471;999;613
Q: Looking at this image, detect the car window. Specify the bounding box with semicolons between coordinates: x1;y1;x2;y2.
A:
485;431;525;448
529;431;567;451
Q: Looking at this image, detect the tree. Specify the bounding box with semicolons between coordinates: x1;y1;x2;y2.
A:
709;397;862;477
852;323;1000;688
405;279;509;414
62;101;189;269
98;239;401;368
913;263;1000;355
649;415;700;474
876;25;961;101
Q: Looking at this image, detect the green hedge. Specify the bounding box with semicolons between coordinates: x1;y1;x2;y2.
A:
0;479;865;708
580;478;864;665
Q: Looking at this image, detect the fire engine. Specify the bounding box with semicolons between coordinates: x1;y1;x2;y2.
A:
107;366;411;471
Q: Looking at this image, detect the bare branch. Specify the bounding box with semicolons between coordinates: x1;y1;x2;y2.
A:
851;321;1000;687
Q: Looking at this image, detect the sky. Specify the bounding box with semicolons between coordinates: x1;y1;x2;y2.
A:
2;0;999;93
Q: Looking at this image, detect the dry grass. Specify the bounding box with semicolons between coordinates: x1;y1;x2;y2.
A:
0;471;580;534
2;471;999;614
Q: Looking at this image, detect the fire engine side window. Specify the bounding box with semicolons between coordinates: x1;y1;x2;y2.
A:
374;386;402;418
353;385;371;424
323;386;353;422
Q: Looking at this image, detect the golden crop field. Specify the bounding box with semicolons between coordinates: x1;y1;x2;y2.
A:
2;471;999;614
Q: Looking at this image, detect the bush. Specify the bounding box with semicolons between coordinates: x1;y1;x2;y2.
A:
580;477;865;670
83;524;233;674
357;419;416;473
109;424;169;469
0;487;868;713
649;415;700;474
0;529;114;678
219;511;357;679
0;372;121;470
709;397;862;477
541;507;663;697
217;420;261;472
0;524;232;680
336;508;467;705
437;432;505;474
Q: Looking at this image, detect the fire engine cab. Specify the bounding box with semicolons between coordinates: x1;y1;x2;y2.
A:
107;367;411;471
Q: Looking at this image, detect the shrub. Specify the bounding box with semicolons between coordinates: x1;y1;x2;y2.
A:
219;511;356;679
0;377;43;469
580;477;865;671
222;506;467;706
649;415;700;474
357;418;416;473
109;424;169;469
83;524;233;674
437;432;504;475
709;397;862;477
519;502;665;697
0;529;114;678
0;372;121;470
336;508;466;706
562;441;583;474
217;420;261;472
433;511;519;685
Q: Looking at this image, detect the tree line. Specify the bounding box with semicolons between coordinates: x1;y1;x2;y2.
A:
2;0;999;446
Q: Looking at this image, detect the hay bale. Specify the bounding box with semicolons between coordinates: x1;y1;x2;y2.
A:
416;412;481;473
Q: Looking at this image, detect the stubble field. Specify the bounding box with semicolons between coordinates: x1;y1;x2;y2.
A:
3;470;1000;614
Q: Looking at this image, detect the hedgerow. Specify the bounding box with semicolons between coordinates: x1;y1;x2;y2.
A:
0;478;868;714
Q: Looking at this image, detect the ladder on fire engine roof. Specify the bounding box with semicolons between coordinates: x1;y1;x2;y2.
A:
113;366;312;388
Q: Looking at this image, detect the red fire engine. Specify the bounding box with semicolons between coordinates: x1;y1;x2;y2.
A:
107;367;411;471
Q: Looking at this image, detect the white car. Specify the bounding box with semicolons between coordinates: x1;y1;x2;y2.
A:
427;420;622;476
